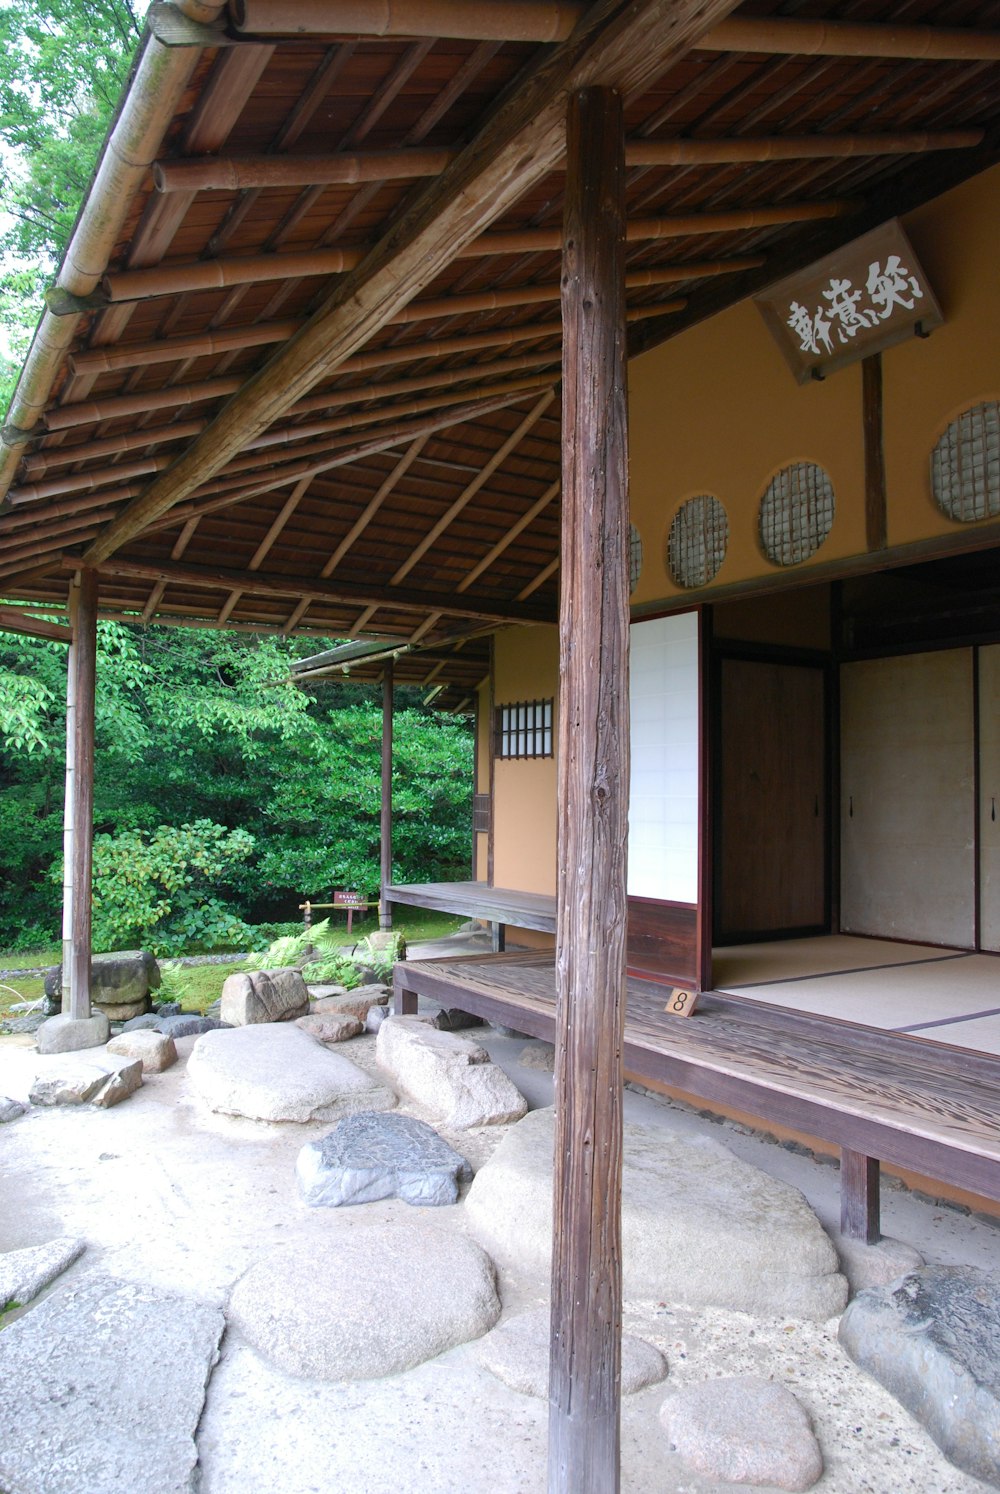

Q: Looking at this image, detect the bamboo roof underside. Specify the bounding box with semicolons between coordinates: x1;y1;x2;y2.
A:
3;0;1000;709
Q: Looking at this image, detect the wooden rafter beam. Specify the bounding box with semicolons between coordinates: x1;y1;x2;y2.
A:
0;605;72;643
73;556;555;626
79;0;754;568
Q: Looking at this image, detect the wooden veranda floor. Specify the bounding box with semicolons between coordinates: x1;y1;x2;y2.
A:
394;951;1000;1209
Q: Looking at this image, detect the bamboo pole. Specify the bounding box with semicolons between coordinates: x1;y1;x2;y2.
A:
153;148;453;193
705;16;1000;60
380;658;394;930
549;86;628;1492
102;249;364;304
61;579;78;1010
626;128;983;163
69;570;98;1022
456;477;560;592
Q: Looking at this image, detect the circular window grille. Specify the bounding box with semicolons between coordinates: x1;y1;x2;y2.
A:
667;495;729;589
932;402;1000;523
759;463;835;566
629;524;643;594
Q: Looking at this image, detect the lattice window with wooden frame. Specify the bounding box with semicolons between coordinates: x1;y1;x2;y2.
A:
759;462;835;566
495;699;554;759
932;402;1000;523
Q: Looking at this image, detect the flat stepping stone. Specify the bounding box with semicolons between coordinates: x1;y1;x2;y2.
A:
0;1236;86;1311
228;1220;499;1380
465;1108;846;1319
376;1015;527;1129
107;1029;178;1073
296;1112;472;1208
839;1265;1000;1487
0;1272;225;1494
187;1024;395;1123
295;1012;363;1045
157;1014;224;1039
29;1053;143;1109
660;1376;823;1491
475;1305;667;1398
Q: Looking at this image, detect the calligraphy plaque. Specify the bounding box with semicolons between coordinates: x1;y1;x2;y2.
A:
754;219;943;384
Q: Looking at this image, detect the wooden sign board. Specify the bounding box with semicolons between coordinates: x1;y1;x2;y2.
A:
755;219;942;385
333;890;369;908
664;986;699;1017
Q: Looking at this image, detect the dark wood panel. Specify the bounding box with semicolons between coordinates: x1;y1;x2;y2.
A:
716;655;828;941
626;896;698;988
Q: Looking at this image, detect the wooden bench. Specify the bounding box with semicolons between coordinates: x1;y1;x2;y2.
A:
393;950;1000;1243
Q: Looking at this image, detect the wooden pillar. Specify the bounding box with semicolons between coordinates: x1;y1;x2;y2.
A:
379;658;394;929
60;580;79;1011
548;87;629;1493
69;570;98;1020
840;1147;881;1244
863;353;887;552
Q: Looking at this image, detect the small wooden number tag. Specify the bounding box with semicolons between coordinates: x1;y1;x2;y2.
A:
665;986;699;1018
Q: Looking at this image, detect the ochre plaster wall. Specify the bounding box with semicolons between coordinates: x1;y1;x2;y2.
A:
491;625;559;895
627;163;1000;599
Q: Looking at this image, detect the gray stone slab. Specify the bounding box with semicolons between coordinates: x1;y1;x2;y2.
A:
107;1029;178;1073
465;1107;846;1319
0;1236;86;1311
839;1265;1000;1488
295;1012;363;1045
835;1233;924;1296
122;1013;162;1032
157;1014;224;1039
296;1112;472;1208
0;1272;225;1494
29;1054;143;1109
660;1376;823;1491
0;1096;25;1123
475;1306;667;1398
221;968;309;1026
35;1012;110;1055
228;1222;498;1381
187;1024;396;1123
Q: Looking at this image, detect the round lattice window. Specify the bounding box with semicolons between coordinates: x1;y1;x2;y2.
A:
759;463;835;566
667;495;729;589
629;524;643;594
932;402;1000;523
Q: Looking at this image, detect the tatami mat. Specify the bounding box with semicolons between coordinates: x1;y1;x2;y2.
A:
716;942;1000;1053
713;934;962;989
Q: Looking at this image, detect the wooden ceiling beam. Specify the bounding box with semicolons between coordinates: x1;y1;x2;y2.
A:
71;556;555;625
213;472;316;624
80;0;751;567
0;606;72;643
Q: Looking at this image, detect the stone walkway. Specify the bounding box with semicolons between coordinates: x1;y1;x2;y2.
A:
0;1003;998;1493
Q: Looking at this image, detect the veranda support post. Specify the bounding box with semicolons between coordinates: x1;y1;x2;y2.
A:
380;658;394;930
60;579;78;1011
548;87;630;1493
69;569;98;1020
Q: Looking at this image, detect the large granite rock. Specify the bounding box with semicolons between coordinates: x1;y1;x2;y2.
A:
36;1012;110;1055
228;1221;498;1380
310;986;391;1022
376;1015;527;1129
44;950;160;1018
0;1273;224;1494
465;1108;846;1318
106;1028;178;1073
839;1266;1000;1488
295;1012;363;1045
835;1233;924;1297
660;1377;823;1491
220;968;309;1026
475;1306;667;1399
187;1024;395;1123
296;1112;472;1208
0;1096;26;1123
29;1054;143;1109
0;1236;86;1311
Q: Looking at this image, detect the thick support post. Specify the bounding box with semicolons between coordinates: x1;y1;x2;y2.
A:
380;659;394;930
548;87;629;1494
840;1147;881;1244
69;570;98;1021
863;353;887;552
60;580;79;1011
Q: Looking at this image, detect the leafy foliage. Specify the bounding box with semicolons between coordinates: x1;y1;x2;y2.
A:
0;0;144;412
0;621;474;951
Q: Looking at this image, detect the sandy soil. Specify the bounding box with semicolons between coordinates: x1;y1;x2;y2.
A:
0;1022;997;1494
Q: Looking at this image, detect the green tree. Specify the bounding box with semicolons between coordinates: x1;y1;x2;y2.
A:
0;0;142;411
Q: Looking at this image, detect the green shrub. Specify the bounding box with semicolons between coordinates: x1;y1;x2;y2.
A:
245;916;341;971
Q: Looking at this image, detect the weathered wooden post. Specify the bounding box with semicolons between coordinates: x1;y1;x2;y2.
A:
60;578;78;1011
548;87;630;1492
69;569;98;1021
379;657;394;929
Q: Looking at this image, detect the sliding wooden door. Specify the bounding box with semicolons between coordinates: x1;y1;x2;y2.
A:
840;649;975;947
715;656;827;942
978;645;1000;951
